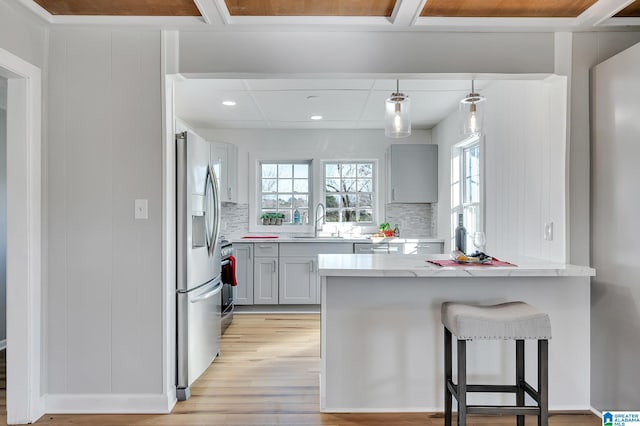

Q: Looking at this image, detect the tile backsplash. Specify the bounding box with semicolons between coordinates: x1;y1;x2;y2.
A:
222;202;437;239
220;203;250;237
385;203;437;238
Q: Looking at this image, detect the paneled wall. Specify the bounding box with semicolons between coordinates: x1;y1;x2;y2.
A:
0;89;6;345
591;41;640;412
46;29;164;403
434;78;567;262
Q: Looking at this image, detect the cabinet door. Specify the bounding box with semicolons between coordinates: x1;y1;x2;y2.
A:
233;243;253;305
389;144;438;203
254;257;279;304
212;142;238;203
279;256;317;304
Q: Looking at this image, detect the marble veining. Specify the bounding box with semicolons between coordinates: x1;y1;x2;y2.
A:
317;254;595;278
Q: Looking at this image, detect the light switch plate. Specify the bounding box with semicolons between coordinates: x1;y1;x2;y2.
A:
135;199;148;220
544;222;553;241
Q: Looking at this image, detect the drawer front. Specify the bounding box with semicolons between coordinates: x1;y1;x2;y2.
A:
415;242;444;255
280;242;353;257
354;243;389;254
254;243;279;257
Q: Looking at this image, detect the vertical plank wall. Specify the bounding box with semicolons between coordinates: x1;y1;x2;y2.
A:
47;29;163;401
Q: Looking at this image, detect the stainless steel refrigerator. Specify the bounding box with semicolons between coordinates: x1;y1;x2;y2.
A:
176;130;222;401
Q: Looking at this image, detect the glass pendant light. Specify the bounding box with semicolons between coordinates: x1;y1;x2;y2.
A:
459;80;486;137
385;80;411;138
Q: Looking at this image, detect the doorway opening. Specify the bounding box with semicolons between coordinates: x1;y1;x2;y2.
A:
0;47;43;424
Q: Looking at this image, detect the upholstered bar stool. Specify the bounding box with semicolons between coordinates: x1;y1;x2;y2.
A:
441;301;552;426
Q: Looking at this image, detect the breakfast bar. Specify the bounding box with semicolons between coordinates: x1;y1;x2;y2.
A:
317;254;595;413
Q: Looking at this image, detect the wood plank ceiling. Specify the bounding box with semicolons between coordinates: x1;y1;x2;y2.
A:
421;0;599;18
30;0;640;18
33;0;201;16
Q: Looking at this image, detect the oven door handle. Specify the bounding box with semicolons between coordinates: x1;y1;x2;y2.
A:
221;259;231;267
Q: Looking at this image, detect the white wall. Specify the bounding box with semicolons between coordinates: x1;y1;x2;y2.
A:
568;32;640;266
179;31;555;75
0;83;6;344
0;1;48;69
434;78;567;261
46;28;166;407
591;41;640;412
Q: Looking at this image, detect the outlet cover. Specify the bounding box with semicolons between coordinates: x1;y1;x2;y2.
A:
135;199;148;220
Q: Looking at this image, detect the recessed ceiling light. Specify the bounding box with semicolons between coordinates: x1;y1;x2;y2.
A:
310;115;323;120
222;100;236;106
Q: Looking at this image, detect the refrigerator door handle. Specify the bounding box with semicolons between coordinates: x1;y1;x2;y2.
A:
205;165;222;256
190;281;223;303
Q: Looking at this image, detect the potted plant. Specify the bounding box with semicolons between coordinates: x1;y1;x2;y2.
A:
275;212;285;225
260;213;270;225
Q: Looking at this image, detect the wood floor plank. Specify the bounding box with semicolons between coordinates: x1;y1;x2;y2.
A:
0;315;601;425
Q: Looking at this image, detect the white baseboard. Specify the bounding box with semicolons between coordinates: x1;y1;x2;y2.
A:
0;339;6;350
591;407;603;418
45;393;175;414
321;405;594;413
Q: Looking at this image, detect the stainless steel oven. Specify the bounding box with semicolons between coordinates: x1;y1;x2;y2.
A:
220;240;234;334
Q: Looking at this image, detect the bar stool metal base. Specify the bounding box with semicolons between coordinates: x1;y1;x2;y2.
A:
444;327;549;426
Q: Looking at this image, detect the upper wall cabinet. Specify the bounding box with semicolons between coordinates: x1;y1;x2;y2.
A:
212;142;238;203
388;144;438;203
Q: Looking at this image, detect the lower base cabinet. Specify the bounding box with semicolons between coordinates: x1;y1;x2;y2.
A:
234;243;254;305
279;256;317;304
254;256;279;304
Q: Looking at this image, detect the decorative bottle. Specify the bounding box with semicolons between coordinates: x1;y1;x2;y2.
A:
293;209;301;224
454;214;467;253
394;224;400;238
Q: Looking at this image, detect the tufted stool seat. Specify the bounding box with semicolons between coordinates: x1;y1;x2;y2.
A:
441;301;551;426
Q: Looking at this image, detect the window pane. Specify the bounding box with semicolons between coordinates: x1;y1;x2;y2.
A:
325;163;340;178
342;163;356;177
294;163;308;178
278;179;293;193
326;195;341;208
357;179;372;192
342;210;357;222
357;163;372;178
358;210;373;222
342;194;357;208
358;193;372;208
293;179;308;193
262;164;277;178
326;210;340;222
278;164;293;178
293;195;308;208
342;179;356;192
326;178;340;192
262;179;277;193
297;208;308;224
261;194;277;209
278;194;292;208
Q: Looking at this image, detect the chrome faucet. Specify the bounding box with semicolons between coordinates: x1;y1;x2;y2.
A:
314;203;326;238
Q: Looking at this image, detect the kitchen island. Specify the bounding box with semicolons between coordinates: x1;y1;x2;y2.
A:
318;254;595;413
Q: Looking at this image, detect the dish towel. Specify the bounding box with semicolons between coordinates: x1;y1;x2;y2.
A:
226;255;238;286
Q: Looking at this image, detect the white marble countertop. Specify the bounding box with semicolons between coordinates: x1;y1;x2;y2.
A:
229;236;445;244
318;254;596;278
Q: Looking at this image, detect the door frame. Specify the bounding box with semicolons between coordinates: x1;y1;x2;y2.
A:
0;47;44;424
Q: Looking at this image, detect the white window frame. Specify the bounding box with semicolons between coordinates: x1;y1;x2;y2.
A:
249;155;315;234
322;160;377;225
451;135;484;251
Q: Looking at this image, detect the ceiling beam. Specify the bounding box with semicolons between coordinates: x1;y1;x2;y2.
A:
391;0;428;26
194;0;228;24
576;0;636;26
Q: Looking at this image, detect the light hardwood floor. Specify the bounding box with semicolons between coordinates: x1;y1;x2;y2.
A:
0;315;599;425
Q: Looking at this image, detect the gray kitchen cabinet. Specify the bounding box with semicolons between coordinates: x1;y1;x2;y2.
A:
254;243;279;304
233;243;253;305
389;144;438;203
212;142;238;203
280;242;352;305
404;241;444;255
279;256;317;304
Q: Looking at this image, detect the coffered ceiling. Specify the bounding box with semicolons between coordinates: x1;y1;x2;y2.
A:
20;0;640;27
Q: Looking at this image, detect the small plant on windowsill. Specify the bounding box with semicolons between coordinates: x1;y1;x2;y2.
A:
260;213;271;225
261;212;285;225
